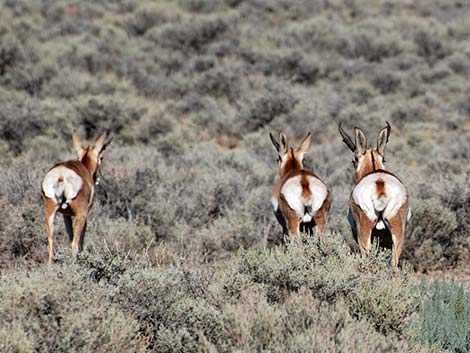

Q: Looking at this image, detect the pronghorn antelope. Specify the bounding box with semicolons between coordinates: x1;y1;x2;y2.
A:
41;131;111;264
339;122;410;268
270;130;331;237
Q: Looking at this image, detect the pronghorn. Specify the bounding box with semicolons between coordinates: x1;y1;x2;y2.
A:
339;122;410;268
41;131;111;264
270;130;331;237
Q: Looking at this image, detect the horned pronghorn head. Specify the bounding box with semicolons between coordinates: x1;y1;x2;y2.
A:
338;122;391;181
269;130;312;178
72;131;112;184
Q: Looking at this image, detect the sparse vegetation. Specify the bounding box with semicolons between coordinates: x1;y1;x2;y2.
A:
0;0;468;351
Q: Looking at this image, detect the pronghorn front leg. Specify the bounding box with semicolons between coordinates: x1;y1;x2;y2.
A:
71;214;87;257
44;200;59;265
78;220;87;252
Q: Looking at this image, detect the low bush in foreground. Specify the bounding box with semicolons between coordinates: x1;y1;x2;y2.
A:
0;266;146;353
0;233;446;353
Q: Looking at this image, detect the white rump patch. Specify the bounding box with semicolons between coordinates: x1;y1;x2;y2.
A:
352;172;407;225
281;175;328;220
42;166;83;204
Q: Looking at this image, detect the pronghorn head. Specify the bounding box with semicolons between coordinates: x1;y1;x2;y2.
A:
269;130;312;178
338;122;391;181
72;131;112;183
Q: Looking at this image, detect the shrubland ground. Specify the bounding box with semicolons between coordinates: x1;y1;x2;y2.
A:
0;0;469;352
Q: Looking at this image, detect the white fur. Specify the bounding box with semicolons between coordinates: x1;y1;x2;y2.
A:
281;175;328;220
352;173;407;227
376;221;385;230
42;166;83;205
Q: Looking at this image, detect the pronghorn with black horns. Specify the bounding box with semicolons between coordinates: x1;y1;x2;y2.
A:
339;122;410;268
270;130;331;237
41;131;111;264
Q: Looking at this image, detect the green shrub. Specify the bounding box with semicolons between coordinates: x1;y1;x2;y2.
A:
416;279;470;353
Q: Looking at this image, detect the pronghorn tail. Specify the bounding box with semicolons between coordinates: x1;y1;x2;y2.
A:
53;176;68;209
373;179;389;230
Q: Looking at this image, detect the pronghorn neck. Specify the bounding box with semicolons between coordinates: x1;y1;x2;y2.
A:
280;148;303;178
355;149;385;182
80;150;99;184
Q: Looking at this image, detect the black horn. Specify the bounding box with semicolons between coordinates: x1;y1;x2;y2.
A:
338;122;356;152
102;136;113;151
384;121;391;143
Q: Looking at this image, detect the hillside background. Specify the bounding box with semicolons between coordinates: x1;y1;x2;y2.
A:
0;0;469;352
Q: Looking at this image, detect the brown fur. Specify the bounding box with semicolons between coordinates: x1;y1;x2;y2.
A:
376;179;386;198
355;149;385;181
279;148;303;178
301;174;312;199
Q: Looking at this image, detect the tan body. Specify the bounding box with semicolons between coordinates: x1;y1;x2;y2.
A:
270;131;331;237
340;122;410;268
41;132;110;264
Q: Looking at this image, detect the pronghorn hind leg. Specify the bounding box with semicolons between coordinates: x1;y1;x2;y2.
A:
288;217;300;238
388;204;407;269
44;199;58;265
313;194;331;235
279;197;301;238
63;215;73;243
313;210;327;235
357;213;373;258
71;214;87;257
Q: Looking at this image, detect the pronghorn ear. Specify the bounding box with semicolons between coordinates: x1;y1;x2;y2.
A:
269;132;280;152
377;121;391;156
72;131;85;158
299;131;312;154
354;127;367;155
278;130;288;154
93;132;107;152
